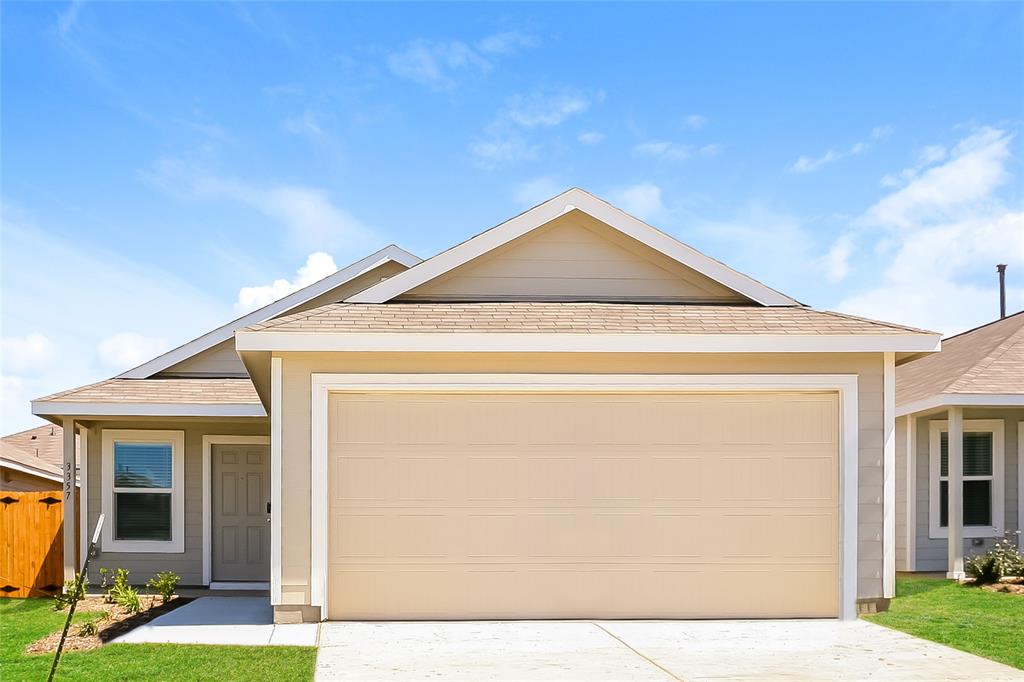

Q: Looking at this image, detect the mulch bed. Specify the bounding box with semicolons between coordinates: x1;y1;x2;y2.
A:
979;577;1024;596
26;595;191;655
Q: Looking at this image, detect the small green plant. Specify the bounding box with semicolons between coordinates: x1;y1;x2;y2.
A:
77;620;99;637
102;567;141;613
115;586;141;614
964;534;1024;584
53;572;88;610
146;571;181;603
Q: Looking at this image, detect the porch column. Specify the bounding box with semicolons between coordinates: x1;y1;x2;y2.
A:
947;406;964;579
62;417;77;583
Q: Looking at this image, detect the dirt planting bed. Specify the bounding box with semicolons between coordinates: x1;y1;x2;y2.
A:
26;596;190;654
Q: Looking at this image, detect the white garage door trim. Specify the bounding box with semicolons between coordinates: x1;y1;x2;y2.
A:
309;373;860;620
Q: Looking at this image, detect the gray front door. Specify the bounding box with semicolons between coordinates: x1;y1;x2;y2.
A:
212;443;270;582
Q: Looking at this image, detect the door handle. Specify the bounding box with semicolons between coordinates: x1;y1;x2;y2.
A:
266;502;271;514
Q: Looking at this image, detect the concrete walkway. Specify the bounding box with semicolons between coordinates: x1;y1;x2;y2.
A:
113;597;318;647
316;619;1024;681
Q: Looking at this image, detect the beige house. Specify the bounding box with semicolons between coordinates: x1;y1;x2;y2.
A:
896;311;1024;577
32;189;941;622
1;425;78;492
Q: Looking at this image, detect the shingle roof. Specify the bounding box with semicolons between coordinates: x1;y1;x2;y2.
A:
245;302;934;335
33;378;262;405
897;311;1024;406
0;440;64;480
2;424;76;469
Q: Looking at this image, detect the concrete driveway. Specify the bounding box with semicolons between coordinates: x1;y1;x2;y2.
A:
316;619;1024;681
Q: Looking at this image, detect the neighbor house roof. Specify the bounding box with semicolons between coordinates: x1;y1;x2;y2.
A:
897;311;1024;415
1;440;64;483
32;378;265;418
2;424;76;469
235;302;940;355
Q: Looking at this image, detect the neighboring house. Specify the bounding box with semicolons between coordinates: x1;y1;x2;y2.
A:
1;425;78;492
896;311;1024;577
31;189;940;622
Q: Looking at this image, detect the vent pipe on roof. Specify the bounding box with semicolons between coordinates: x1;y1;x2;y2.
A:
997;264;1007;319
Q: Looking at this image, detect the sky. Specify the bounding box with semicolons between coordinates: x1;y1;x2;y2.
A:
2;1;1023;433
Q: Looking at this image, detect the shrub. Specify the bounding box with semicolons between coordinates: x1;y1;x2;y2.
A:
77;620;99;637
53;572;88;610
964;534;1024;584
115;586;141;614
146;571;181;603
102;567;141;613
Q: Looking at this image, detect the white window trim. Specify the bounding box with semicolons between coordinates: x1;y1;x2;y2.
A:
201;435;271;585
310;372;860;621
101;429;185;553
928;419;1004;540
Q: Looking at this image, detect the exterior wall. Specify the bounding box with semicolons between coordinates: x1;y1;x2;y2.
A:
278;351;887;614
910;408;1022;572
895;415;908;570
84;418;269;585
400;213;748;303
0;466;61;492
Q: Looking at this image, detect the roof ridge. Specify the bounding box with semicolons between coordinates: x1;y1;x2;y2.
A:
945;319;1024;394
250;302;352;331
940;309;1024;343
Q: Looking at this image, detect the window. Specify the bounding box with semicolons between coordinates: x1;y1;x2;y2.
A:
101;430;185;553
929;420;1004;539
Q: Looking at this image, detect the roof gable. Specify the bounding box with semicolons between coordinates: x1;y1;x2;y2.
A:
348;188;798;306
119;245;420;379
398;210;750;303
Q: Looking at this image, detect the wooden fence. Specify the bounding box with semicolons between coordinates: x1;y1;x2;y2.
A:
0;490;78;598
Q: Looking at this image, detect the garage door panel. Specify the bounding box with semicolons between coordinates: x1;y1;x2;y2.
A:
328;391;839;619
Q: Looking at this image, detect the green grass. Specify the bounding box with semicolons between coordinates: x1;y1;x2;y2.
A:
0;598;317;681
865;577;1024;670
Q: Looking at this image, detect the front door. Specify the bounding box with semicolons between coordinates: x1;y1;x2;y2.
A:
212;443;270;582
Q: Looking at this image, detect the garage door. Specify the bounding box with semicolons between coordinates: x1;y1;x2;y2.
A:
327;391;839;619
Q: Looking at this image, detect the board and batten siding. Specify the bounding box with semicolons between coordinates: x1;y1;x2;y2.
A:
908;409;1022;572
84;420;268;585
277;351;888;613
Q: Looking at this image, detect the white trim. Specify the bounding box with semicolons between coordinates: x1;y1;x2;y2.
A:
347;189;799;306
270;357;283;604
1019;422;1024;551
237;331;940;354
310;372;860;621
33;401;266;418
0;458;64;483
897;393;1024;417
905;415;917;571
117;246;421;379
883;353;895;598
78;426;89;570
100;429;185;553
928;419;1005;540
210;581;270;590
202;435;271;585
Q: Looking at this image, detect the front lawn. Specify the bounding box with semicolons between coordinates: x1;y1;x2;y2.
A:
0;598;317;681
865;576;1024;670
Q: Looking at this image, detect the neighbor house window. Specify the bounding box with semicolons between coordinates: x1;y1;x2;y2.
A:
929;420;1004;540
101;430;185;553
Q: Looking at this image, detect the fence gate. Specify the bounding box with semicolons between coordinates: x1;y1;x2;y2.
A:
0;491;77;598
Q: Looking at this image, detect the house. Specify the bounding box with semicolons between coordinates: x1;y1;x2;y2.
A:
896;311;1024;577
1;425;78;492
31;188;941;622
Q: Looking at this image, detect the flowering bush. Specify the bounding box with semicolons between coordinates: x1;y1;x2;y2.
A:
964;533;1024;584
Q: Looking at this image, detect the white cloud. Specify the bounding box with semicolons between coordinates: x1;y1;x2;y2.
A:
634;141;692;161
864;127;1012;229
512;176;564;207
235;252;339;314
881;145;949;188
386;30;537;90
471;88;596;168
821;233;854;283
56;0;83;38
836;127;1023;335
142;158;373;254
608;182;665;220
577;131;605;145
504;90;591;128
683;114;708;130
282;110;324;138
96;333;171;372
2;334;60;374
790;125;893;174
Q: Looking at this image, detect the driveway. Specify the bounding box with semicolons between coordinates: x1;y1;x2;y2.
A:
316;619;1024;681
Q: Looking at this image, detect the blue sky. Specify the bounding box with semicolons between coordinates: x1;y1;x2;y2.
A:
2;1;1023;432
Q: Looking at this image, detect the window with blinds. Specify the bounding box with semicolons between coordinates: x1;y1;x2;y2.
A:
113;441;173;541
938;431;994;527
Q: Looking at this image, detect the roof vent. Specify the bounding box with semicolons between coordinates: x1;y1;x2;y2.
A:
997;264;1007;319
